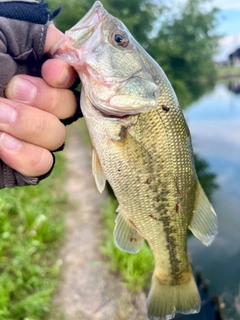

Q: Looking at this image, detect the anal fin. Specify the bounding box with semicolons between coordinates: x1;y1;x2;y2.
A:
188;182;217;246
92;148;106;193
114;207;144;254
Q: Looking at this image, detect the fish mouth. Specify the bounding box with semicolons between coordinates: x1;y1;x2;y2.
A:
75;1;105;28
91;100;133;120
51;1;107;65
66;1;106;47
98;109;132;120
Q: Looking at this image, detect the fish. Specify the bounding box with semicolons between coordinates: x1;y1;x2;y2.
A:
52;2;218;319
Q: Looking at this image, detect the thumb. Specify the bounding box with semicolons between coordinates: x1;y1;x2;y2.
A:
43;24;63;54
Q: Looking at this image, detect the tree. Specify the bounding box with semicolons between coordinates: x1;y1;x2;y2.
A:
99;0;161;47
147;0;220;107
48;0;220;107
47;0;90;32
48;0;161;46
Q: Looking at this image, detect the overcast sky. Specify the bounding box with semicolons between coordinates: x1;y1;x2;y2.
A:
215;3;240;61
212;0;240;10
165;0;240;61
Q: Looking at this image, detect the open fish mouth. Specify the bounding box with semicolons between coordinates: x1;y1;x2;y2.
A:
66;1;106;47
50;1;106;59
75;1;105;28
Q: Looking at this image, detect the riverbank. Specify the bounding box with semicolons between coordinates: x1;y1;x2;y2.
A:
216;65;240;79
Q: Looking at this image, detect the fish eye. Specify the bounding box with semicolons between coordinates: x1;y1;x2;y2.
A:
112;31;129;48
115;33;123;43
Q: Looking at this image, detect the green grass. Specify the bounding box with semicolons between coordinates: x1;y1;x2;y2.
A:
100;197;154;293
216;64;240;79
0;154;67;320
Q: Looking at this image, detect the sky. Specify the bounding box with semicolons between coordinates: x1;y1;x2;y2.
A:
214;1;240;62
165;0;240;62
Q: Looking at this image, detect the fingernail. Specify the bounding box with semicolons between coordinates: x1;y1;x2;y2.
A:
0;133;22;150
10;78;37;101
0;103;17;123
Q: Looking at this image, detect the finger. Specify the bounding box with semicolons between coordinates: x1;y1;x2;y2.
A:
0;132;54;177
5;74;78;120
44;24;63;54
41;58;78;88
0;99;66;151
43;24;78;88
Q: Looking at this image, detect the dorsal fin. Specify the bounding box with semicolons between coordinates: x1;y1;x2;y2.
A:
188;182;217;246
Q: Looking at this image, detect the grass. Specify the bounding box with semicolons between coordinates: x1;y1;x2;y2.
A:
0;153;67;320
216;64;240;79
100;197;154;293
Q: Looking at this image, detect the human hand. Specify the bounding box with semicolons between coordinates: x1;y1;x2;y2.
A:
0;25;79;177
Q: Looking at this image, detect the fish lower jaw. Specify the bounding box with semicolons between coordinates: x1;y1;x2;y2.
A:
93;103;133;120
98;109;131;119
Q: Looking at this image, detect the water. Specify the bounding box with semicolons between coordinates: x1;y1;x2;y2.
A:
184;82;240;319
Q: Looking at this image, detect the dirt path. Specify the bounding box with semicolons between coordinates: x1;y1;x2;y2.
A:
50;121;148;320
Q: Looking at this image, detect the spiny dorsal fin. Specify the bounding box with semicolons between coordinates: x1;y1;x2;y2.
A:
92;148;106;193
114;207;144;254
188;182;217;246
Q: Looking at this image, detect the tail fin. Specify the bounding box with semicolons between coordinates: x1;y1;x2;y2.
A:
147;267;200;320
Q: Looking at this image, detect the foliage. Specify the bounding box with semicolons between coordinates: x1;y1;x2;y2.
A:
49;0;220;107
147;0;220;107
48;0;90;32
100;197;154;292
99;0;162;46
0;154;67;320
49;0;162;44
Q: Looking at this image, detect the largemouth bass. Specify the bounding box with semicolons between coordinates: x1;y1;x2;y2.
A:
52;2;217;319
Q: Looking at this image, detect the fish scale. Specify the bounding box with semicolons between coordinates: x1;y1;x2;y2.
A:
52;2;217;319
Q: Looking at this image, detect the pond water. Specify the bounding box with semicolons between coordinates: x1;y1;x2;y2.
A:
184;82;240;319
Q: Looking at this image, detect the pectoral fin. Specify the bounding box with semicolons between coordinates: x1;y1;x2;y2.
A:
114;207;144;254
92;148;106;193
188;182;217;246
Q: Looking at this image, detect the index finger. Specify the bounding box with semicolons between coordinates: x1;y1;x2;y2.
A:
41;58;78;89
43;24;78;88
5;75;78;120
43;24;63;54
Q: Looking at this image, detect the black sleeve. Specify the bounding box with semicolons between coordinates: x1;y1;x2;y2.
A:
0;0;60;189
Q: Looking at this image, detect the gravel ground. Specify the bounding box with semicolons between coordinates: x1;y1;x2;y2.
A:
49;122;148;320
